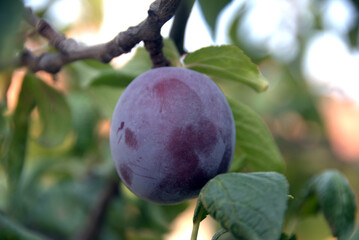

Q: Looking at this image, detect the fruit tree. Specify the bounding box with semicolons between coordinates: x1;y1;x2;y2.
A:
0;0;358;240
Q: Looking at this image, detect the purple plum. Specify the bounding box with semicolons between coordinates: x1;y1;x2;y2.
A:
110;67;235;204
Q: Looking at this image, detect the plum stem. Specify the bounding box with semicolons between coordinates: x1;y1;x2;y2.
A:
144;38;170;68
190;220;201;240
190;203;207;240
13;0;182;73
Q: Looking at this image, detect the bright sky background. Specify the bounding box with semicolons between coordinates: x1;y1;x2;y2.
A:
24;0;359;105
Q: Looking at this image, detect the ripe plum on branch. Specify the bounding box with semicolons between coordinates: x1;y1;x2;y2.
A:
110;67;235;204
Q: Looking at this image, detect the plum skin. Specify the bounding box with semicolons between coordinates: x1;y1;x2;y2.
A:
110;67;235;204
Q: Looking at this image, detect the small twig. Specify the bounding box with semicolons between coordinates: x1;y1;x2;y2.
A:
144;38;170;68
16;0;182;74
24;8;66;49
74;177;120;240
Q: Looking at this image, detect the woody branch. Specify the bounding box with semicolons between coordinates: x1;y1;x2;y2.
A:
18;0;182;74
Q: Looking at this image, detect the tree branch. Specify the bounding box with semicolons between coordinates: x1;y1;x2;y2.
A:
74;177;120;240
17;0;182;73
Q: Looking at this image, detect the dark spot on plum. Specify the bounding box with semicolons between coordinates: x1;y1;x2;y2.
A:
153;78;181;114
119;164;133;186
117;121;125;133
192;119;218;155
162;118;218;195
153;78;202;115
153;78;180;98
169;118;218;157
150;166;210;203
190;167;212;191
167;127;200;177
125;128;138;149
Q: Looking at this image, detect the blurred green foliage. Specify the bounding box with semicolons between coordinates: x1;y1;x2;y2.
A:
0;0;359;240
0;1;25;63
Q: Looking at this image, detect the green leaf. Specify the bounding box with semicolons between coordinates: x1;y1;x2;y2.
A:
85;86;123;119
163;38;182;67
67;60;112;88
119;47;152;77
199;172;289;240
349;23;359;48
229;100;285;173
3;74;36;186
88;47;151;88
312;170;356;239
0;98;10;165
0;1;24;63
81;59;113;70
212;229;238;240
184;45;268;92
90;70;134;87
198;0;232;35
67;92;99;156
0;213;48;240
31;76;71;147
228;6;245;49
294;170;357;240
18;177;105;238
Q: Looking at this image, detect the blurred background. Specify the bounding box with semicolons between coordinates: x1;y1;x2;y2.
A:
1;0;359;239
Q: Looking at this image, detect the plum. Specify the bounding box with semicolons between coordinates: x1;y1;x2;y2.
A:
110;67;235;204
